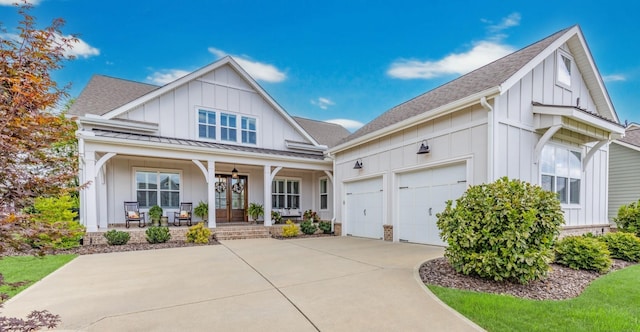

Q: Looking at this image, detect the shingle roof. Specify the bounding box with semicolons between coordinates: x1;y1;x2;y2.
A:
69;75;158;116
339;27;571;145
292;116;351;147
92;129;326;160
619;125;640;148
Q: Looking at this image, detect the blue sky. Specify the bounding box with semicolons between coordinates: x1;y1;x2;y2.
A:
1;0;639;130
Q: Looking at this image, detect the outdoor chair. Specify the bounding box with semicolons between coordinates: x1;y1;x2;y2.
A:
173;202;193;226
124;201;146;228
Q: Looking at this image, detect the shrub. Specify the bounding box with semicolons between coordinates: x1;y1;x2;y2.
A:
303;209;320;222
186;222;211;244
600;232;640;262
29;194;85;249
282;220;299;237
318;221;332;234
614;200;640;236
271;211;283;224
300;220;318;235
104;230;130;245
146;227;171;244
437;177;564;284
555;236;612;273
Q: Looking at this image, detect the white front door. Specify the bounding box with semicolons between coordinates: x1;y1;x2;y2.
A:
345;177;383;239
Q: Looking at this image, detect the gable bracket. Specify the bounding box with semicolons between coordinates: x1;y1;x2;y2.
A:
534;125;562;164
582;139;609;171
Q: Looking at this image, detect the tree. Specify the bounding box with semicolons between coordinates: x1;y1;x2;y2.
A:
0;2;79;330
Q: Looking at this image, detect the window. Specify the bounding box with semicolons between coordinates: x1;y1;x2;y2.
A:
241;116;257;144
541;145;581;204
272;179;300;209
320;178;328;210
220;113;237;142
556;50;572;89
136;170;180;208
198;109;216;139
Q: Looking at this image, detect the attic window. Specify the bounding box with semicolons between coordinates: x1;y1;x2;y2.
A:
556;50;572;89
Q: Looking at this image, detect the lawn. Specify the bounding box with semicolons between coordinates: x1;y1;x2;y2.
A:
0;254;77;298
429;264;640;332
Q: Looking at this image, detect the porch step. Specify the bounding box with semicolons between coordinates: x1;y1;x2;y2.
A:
215;226;271;240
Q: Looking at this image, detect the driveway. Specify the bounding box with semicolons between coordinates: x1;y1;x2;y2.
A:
2;237;482;331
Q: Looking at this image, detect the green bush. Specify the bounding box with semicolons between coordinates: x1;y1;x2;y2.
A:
29;194;85;249
271;211;283;224
300;220;318;235
145;226;171;244
186;222;211;244
282;220;299;237
303;209;320;222
318;221;332;234
600;232;640;262
104;230;130;245
555;236;612;273
436;177;564;284
614;200;640;236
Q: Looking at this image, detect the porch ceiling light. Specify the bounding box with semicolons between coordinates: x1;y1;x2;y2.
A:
417;140;430;154
353;159;363;170
231;166;239;178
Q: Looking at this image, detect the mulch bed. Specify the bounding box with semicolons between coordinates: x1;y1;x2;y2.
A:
2;240;220;257
420;257;636;300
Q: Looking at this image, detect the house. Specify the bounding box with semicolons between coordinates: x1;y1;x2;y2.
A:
327;25;625;245
608;123;640;221
70;57;349;232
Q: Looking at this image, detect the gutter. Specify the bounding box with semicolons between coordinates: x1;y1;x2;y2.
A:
79;115;158;133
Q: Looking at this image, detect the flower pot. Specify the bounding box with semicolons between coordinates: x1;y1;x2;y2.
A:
160;216;169;227
152;218;160;227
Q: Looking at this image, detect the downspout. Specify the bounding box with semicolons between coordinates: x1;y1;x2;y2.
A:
480;97;494;183
325;151;337;231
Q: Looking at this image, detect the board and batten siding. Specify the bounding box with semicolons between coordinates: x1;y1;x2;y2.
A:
492;43;609;227
608;143;640;220
114;64;309;150
333;105;488;224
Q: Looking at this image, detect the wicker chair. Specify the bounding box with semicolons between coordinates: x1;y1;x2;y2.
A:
124;201;146;228
173;202;193;226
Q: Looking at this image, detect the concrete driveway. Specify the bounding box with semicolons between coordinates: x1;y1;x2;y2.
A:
2;237;482;331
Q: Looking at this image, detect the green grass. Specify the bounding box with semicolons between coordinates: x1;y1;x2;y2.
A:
429;264;640;332
0;254;77;298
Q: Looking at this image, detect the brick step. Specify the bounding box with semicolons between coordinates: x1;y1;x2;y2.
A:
214;226;270;240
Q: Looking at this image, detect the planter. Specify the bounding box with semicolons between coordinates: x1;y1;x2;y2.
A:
160;216;169;227
152;218;160;227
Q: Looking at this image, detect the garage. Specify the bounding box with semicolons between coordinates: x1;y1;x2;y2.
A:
398;163;467;245
345;177;383;239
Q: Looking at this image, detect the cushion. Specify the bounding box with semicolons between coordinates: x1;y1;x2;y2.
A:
128;211;139;219
180;210;189;218
289;209;299;216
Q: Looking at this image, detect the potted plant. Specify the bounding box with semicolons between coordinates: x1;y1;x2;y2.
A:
271;210;283;224
148;205;163;227
194;201;208;222
247;203;264;224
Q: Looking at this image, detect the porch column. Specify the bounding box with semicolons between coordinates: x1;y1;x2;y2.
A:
84;150;98;232
207;160;216;228
263;165;272;226
97;169;108;229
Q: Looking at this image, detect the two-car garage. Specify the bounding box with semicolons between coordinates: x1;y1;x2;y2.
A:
345;162;467;245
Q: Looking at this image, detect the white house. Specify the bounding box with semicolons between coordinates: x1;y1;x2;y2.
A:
608;123;640;220
70;57;349;232
328;25;625;244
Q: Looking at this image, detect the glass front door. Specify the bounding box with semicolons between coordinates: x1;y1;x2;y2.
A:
215;175;247;223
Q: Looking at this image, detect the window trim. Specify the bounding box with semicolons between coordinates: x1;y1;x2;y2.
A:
319;177;328;211
195;106;259;146
555;49;573;90
272;177;302;209
540;144;582;207
133;167;183;209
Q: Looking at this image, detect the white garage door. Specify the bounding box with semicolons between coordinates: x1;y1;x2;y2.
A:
346;177;383;239
398;163;467;245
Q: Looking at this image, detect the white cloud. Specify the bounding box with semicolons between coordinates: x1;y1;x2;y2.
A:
57;34;100;59
387;41;514;79
485;12;521;33
311;97;335;110
325;118;364;131
208;47;286;83
146;69;190;85
0;0;40;5
603;74;626;82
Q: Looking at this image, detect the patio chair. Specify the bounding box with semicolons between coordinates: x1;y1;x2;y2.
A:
173;202;193;226
124;201;146;228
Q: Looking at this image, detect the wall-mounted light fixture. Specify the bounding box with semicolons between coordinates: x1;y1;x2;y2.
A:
416;140;430;154
353;159;363;169
231;165;239;178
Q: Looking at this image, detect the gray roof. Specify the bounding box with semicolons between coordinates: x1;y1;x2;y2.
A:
340;27;571;145
619;125;640;148
292;116;351;147
69;75;158;116
93;129;326;160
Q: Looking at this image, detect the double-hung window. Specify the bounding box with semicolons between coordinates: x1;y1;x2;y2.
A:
272;179;300;209
319;178;328;210
220;113;237;142
136;170;180;208
241;116;257;144
198;109;216;139
541;145;581;204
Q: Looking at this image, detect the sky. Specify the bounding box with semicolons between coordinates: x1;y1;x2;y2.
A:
1;0;639;131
